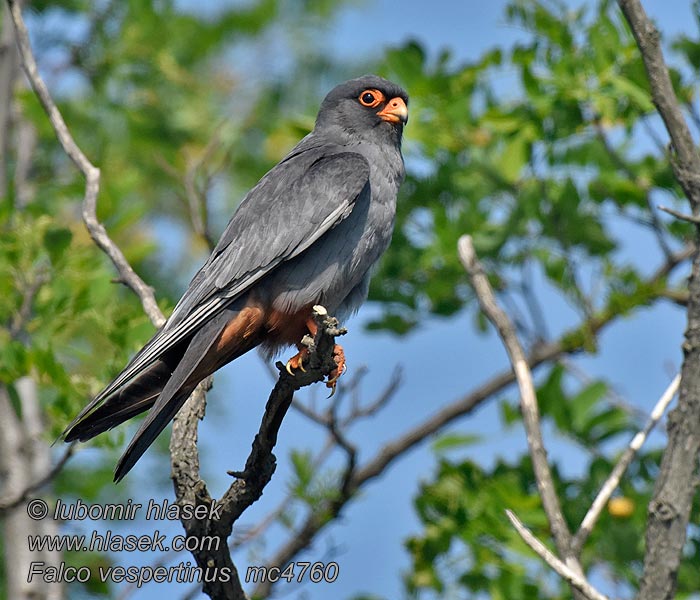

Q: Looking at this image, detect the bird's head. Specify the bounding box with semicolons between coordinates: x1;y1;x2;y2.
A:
315;75;409;146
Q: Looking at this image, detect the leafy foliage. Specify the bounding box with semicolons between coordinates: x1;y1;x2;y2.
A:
369;0;690;336
398;1;700;598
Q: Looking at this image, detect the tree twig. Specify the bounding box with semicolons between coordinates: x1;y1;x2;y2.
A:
658;204;700;224
7;0;164;328
593;116;672;257
617;0;700;211
571;373;680;553
183;128;226;251
505;510;609;600
458;234;583;584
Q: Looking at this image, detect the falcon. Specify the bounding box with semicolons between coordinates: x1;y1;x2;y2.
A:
63;75;409;481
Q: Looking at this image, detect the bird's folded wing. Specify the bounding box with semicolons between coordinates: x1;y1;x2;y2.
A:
66;150;370;427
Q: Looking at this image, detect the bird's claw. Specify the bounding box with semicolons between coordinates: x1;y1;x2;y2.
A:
285;347;309;376
325;344;346;397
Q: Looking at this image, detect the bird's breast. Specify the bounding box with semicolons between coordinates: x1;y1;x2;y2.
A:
261;145;402;319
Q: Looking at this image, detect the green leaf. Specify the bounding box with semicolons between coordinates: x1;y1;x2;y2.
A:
432;433;483;452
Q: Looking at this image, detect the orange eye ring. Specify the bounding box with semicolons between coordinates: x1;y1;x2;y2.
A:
358;89;384;108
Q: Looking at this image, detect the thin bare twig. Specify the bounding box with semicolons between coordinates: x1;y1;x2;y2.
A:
560;357;647;422
328;403;358;499
505;510;609;600
183;128;227;251
658;204;700;224
7;0;164;328
686;100;700;137
8;270;48;340
593;117;672;257
458;234;586;595
571;373;680;553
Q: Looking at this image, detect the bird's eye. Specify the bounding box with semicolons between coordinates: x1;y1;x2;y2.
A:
358;89;383;107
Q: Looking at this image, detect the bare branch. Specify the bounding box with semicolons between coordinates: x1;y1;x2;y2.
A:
685;100;700;137
593;117;672;257
658;288;688;306
342;365;402;425
571;373;680;553
561;357;648;422
327;406;358;499
183;128;226;251
617;0;700;211
8;270;48;340
458;235;581;578
13;106;36;209
505;510;610;600
7;0;164;328
658;204;700;224
0;1;19;199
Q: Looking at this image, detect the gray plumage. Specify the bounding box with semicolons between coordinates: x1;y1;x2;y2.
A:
63;74;408;481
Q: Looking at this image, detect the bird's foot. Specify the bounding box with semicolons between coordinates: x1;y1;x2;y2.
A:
326;344;346;397
285;347;309;375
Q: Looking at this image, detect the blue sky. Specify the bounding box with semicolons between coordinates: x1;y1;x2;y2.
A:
59;1;698;599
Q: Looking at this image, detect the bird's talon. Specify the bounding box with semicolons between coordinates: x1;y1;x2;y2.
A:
285;347;309;376
324;344;346;395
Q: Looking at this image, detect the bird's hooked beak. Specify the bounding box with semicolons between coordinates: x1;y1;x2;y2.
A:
377;97;408;125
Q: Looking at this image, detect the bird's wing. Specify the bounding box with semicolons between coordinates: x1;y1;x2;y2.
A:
67;149;370;427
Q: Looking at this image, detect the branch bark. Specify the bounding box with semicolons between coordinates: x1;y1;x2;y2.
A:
617;0;700;212
616;2;700;598
458;234;585;596
0;444;75;516
0;1;19;199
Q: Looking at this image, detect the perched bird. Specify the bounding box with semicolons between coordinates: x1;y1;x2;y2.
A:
63;74;409;482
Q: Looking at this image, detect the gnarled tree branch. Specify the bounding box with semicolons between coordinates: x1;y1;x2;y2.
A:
170;306;346;600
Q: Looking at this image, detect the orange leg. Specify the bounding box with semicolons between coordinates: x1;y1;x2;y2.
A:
284;318;318;375
326;344;346;396
284;318;346;395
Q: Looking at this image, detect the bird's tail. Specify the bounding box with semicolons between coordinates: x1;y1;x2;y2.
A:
63;302;264;482
63;348;184;443
112;305;264;482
